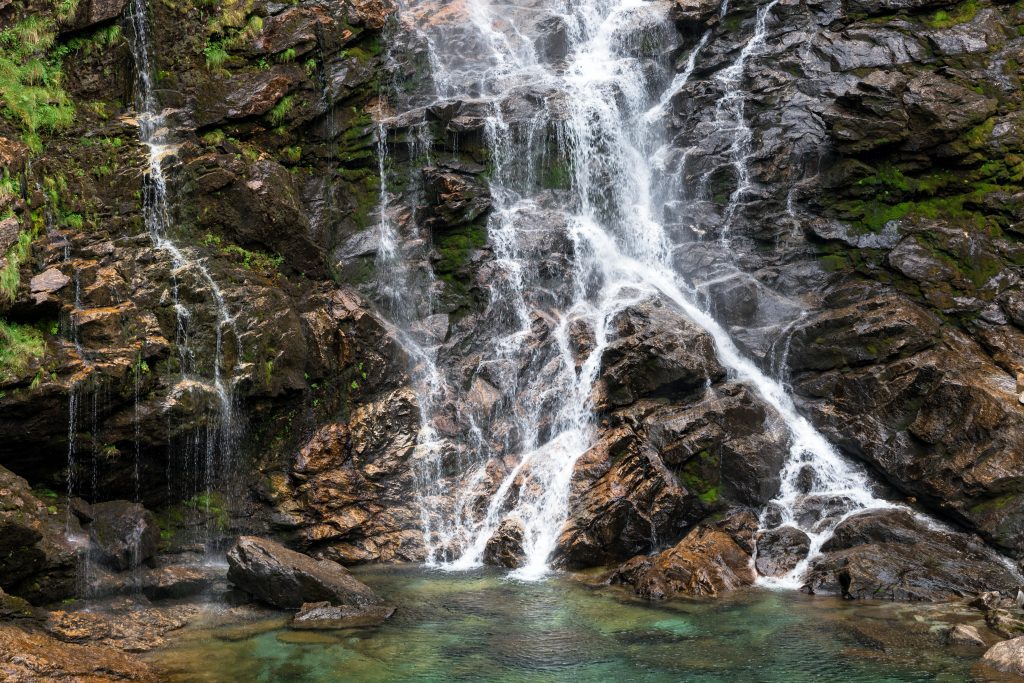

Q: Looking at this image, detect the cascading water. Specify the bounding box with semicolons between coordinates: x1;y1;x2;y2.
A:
124;0;240;547
374;0;946;584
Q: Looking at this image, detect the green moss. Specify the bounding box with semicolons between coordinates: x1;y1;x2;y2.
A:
0;230;32;303
926;0;979;28
819;253;848;272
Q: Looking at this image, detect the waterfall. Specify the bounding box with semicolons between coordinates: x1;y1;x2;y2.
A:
124;0;240;543
374;0;906;582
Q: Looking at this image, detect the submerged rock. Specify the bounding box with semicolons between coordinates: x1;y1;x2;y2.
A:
227;536;384;609
290;601;396;630
947;624;986;648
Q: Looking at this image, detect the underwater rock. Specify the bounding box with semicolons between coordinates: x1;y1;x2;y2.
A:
290;601;396;630
227;536;384;609
947;624;986;648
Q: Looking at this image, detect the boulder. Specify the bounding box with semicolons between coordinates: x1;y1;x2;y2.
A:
0;466;78;603
593;298;725;410
982;636;1024;676
483;518;526;569
611;510;758;599
755;526;810;578
88;501;160;571
804;510;1018;600
290;601;396;630
226;536;384;609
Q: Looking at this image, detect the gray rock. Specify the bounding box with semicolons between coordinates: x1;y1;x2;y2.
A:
947;623;986;647
755;526;811;577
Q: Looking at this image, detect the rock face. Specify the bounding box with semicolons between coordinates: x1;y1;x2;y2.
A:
226;536;384;610
0;623;157;682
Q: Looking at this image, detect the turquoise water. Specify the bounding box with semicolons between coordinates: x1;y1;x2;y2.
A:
149;567;1010;682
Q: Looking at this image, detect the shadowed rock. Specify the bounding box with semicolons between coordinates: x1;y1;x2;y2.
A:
227;536;384;609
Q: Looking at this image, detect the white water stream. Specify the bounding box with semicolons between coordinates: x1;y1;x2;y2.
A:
375;0;908;584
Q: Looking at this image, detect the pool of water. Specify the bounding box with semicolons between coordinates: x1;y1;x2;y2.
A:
147;566;1011;682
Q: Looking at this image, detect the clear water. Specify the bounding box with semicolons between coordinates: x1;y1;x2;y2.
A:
148;567;1006;682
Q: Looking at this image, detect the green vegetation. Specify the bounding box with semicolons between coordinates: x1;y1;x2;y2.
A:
269;95;294;125
204;41;229;69
926;0;979;28
276;47;296;64
0;319;44;384
0;16;75;153
1;231;32;303
202;233;284;276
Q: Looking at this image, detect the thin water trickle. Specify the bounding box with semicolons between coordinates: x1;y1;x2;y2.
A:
125;0;241;551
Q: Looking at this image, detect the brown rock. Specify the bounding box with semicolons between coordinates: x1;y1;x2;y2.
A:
483;518;526;569
611;510;758;599
290;601;395;630
227;536;384;609
0;623;157;681
982;636;1024;675
948;623;986;647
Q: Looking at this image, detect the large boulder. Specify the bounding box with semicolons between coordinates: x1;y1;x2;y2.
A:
804;509;1018;600
982;636;1024;676
226;536;384;609
87;501;160;571
0;466;78;603
610;510;758;599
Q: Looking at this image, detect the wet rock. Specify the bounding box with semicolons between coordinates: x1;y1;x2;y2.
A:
553;426;701;569
59;0;131;32
804;510;1018;600
982;636;1024;676
0;587;35;620
483;518;526;569
755;526;810;578
290;601;396;630
226;536;384;609
0;623;157;681
43;601;198;653
87;501;160;571
593;297;725;410
0;466;78;603
947;623;986;647
611;510;758;599
672;0;720;32
422;164;492;228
